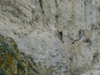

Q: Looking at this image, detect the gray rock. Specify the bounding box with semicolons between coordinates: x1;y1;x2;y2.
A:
0;0;100;74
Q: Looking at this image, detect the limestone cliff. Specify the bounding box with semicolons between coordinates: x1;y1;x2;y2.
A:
0;0;100;75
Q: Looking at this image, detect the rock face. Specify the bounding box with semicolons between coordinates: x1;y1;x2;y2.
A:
0;0;100;75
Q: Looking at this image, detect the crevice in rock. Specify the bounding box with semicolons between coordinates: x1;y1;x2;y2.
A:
27;60;39;74
39;0;44;25
92;51;100;64
84;0;86;6
55;15;58;22
84;0;87;22
98;21;100;27
79;30;82;39
30;9;36;26
55;0;58;8
98;6;100;12
91;24;98;30
84;38;92;44
39;0;44;14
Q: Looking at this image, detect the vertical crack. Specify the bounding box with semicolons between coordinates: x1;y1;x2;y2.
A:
55;15;58;22
98;6;100;12
55;0;58;28
84;0;86;22
55;0;57;8
84;0;86;6
39;0;44;14
39;0;44;25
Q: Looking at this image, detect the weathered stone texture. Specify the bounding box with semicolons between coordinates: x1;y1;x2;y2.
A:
0;0;100;75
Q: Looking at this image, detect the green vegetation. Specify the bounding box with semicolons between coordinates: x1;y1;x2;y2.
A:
98;6;100;12
74;39;80;42
30;57;36;65
14;32;17;35
0;39;17;59
14;43;17;49
17;60;24;70
0;70;7;75
6;63;12;69
12;72;19;75
31;57;33;59
24;33;27;36
0;35;40;75
39;0;43;9
42;10;44;14
7;48;16;58
0;40;9;59
14;32;20;36
1;52;4;57
69;57;72;61
18;34;20;36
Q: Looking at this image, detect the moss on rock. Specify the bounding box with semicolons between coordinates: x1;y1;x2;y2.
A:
0;34;39;75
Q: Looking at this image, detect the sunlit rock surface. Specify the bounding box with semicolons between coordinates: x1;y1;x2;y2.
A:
0;0;100;75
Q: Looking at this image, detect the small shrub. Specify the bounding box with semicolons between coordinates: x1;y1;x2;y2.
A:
30;57;36;65
1;52;4;57
14;32;17;35
17;50;19;53
69;57;72;61
12;72;19;75
74;39;80;42
0;40;5;44
24;33;27;36
3;71;7;75
31;57;33;59
18;34;20;36
17;60;24;70
6;63;11;68
14;43;17;49
1;36;4;38
0;70;7;75
12;52;16;58
8;49;13;53
42;10;44;14
7;48;16;58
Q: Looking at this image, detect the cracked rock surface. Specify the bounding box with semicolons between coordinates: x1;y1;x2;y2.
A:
0;0;100;75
